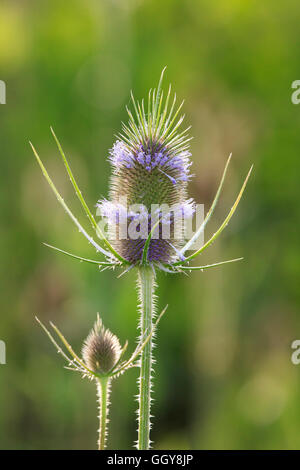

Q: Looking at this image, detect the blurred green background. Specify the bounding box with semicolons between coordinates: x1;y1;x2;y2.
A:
1;0;300;450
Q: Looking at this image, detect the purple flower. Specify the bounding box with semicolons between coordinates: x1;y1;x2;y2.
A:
97;71;196;265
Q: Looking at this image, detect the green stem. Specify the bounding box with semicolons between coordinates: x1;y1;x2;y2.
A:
137;266;156;450
97;378;110;450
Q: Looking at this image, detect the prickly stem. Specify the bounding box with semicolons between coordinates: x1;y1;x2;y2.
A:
97;378;111;450
137;266;156;450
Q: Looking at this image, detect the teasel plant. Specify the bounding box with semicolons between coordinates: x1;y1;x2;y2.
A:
30;67;252;450
36;309;166;450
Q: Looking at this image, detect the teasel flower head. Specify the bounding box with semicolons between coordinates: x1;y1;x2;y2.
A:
82;316;122;375
35;307;166;450
97;68;195;266
35;307;167;382
31;68;252;275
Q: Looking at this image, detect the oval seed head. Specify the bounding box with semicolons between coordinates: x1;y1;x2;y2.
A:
82;316;122;375
97;69;194;265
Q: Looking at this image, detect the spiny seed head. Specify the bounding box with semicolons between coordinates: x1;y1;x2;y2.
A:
97;69;194;265
82;315;122;374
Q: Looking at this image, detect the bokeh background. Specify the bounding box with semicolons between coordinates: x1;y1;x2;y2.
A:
1;0;300;450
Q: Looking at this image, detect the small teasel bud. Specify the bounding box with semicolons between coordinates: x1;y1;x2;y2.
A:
82;315;122;375
36;309;165;450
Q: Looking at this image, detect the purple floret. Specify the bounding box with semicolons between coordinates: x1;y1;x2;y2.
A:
97;199;195;264
109;140;192;184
